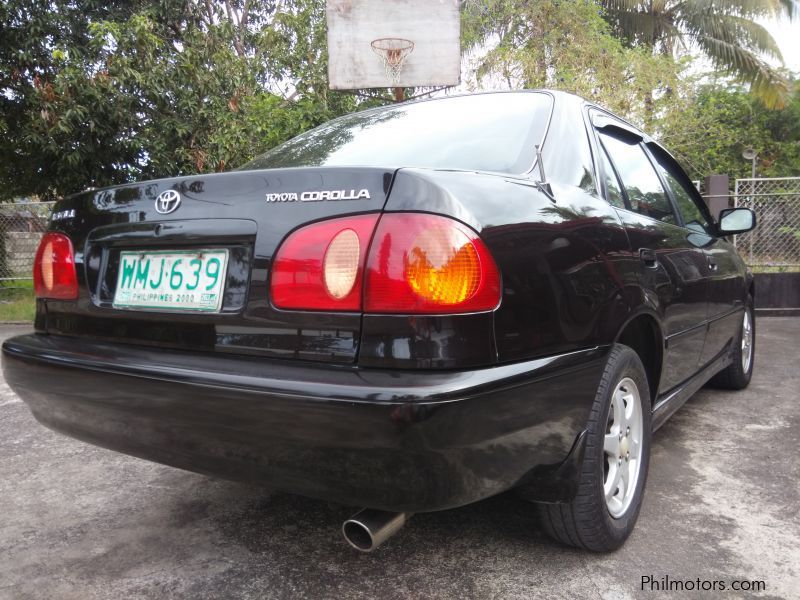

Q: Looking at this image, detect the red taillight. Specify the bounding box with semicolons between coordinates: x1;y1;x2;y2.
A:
271;214;380;310
364;213;501;313
33;232;78;300
270;212;501;314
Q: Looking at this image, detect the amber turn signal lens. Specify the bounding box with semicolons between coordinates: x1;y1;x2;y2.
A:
364;213;501;314
405;227;481;305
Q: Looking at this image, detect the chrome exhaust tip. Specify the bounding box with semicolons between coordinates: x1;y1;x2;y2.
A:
342;509;411;552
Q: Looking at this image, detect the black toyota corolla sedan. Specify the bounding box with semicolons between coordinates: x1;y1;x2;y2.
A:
2;90;757;552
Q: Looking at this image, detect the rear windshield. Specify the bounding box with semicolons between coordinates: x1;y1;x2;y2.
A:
240;92;553;174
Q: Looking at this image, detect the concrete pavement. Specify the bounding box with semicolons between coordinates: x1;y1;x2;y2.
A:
1;319;798;599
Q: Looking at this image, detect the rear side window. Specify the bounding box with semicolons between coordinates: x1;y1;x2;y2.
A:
649;146;710;233
241;93;553;174
598;143;626;209
599;132;677;225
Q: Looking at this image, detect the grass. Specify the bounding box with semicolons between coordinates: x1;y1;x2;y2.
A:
749;265;800;273
0;281;36;322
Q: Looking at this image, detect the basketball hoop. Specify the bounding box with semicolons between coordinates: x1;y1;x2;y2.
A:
370;38;415;86
327;1;459;92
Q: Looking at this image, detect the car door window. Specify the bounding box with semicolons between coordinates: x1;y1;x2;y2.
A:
599;132;677;225
649;146;711;233
598;143;626;209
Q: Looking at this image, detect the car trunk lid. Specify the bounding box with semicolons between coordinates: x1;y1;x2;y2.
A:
42;167;394;363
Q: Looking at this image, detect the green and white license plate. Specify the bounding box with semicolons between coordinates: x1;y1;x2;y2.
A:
113;249;229;312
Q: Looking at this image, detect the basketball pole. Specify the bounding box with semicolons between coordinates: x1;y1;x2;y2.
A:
393;87;405;103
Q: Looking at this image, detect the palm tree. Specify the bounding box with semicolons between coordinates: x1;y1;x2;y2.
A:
601;0;799;107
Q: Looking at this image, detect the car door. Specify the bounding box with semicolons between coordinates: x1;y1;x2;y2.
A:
593;121;709;393
646;144;746;367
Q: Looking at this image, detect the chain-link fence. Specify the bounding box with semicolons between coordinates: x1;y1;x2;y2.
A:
734;177;800;268
0;202;54;285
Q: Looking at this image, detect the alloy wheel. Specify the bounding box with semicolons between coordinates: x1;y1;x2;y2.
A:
603;377;644;518
741;309;754;373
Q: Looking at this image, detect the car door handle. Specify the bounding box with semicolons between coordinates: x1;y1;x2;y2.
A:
707;257;718;271
639;248;658;268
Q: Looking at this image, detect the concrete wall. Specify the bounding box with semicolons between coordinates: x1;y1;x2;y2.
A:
754;272;800;315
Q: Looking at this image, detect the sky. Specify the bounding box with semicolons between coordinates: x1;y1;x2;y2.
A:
761;16;800;72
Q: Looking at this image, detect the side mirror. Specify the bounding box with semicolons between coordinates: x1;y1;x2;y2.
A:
718;208;756;235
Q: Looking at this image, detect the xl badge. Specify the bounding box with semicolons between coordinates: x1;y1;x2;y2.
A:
266;189;371;203
155;190;181;214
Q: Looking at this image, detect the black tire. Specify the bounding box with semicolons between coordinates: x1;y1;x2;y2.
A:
537;344;651;552
708;296;755;390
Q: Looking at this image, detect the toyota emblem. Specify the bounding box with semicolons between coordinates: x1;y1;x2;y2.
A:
155;190;181;214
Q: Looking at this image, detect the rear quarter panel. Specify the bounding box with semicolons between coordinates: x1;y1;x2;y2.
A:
381;169;637;364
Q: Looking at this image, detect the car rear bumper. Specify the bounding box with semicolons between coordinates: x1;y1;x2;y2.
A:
2;333;607;512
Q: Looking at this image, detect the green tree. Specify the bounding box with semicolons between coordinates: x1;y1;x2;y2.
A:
1;0;143;199
0;0;371;201
657;80;800;180
461;0;686;128
601;0;799;108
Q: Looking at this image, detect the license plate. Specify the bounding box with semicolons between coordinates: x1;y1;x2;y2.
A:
113;249;229;312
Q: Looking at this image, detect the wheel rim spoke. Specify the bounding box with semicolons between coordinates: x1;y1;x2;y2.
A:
604;460;622;502
622;392;634;425
619;462;631;499
629;435;640;457
604;432;620;457
612;390;626;429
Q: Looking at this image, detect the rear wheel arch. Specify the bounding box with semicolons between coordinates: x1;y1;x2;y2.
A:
614;314;663;404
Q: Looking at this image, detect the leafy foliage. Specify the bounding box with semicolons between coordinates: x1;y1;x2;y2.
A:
657;80;800;180
1;0;798;202
461;0;685;128
600;0;799;108
0;0;369;200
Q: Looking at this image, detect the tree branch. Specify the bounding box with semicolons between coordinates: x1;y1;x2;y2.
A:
407;86;456;100
202;0;215;27
241;0;253;30
223;0;246;56
223;0;235;24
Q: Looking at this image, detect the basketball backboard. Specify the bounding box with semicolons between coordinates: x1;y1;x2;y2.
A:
326;0;461;90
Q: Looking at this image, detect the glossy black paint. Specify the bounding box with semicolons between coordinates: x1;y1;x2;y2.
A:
584;102;751;395
3;334;607;512
612;209;710;391
2;90;754;511
384;169;636;364
358;312;496;369
44;167;394;362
